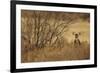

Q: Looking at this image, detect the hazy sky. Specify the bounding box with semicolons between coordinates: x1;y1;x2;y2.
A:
64;18;90;43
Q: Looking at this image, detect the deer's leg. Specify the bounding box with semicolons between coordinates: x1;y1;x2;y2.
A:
74;39;77;47
78;39;81;45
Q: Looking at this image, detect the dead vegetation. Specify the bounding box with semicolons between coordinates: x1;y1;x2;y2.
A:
21;42;90;63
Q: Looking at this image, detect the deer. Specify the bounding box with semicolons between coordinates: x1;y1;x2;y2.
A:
72;32;81;47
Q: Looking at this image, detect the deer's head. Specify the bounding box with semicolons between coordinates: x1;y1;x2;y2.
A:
72;32;81;39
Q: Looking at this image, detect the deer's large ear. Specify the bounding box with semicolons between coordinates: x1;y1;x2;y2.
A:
78;32;81;35
72;32;75;35
79;32;81;35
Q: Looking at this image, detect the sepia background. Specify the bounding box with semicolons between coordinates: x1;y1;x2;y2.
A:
21;10;90;63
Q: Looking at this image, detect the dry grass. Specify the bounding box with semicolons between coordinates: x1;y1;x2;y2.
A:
21;42;90;63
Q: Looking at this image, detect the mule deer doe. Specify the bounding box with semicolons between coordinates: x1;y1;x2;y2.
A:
72;32;81;47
